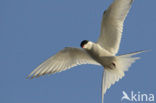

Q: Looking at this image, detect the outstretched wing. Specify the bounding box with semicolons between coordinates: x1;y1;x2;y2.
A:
97;0;133;55
27;47;100;79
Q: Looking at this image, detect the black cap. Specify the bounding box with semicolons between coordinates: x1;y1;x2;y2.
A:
80;40;88;48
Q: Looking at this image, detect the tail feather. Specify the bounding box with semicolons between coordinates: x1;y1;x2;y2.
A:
101;50;146;103
118;50;148;57
117;50;147;71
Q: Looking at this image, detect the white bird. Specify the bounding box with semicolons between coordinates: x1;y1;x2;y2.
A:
27;0;145;103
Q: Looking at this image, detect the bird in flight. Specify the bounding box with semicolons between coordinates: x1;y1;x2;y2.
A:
27;0;145;103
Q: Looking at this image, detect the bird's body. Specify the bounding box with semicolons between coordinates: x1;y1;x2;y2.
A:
27;0;145;103
84;42;116;68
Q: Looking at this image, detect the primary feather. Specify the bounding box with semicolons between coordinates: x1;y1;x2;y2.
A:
97;0;133;55
27;47;100;79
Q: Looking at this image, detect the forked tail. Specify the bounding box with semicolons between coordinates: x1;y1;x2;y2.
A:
101;50;147;103
116;50;147;72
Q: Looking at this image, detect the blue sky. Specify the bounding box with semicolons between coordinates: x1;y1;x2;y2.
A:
1;0;156;103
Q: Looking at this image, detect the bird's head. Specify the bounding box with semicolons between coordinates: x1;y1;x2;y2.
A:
80;40;93;50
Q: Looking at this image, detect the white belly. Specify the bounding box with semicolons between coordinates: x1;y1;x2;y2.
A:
86;43;116;68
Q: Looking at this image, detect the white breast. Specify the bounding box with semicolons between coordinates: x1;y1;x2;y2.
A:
91;43;113;57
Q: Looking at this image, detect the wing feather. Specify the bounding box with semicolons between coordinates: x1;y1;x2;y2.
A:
97;0;133;55
27;47;100;79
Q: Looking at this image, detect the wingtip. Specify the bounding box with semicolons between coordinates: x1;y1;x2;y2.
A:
26;74;31;79
26;74;35;79
26;76;32;79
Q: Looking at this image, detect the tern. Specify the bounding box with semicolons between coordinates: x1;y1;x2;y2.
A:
27;0;145;103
